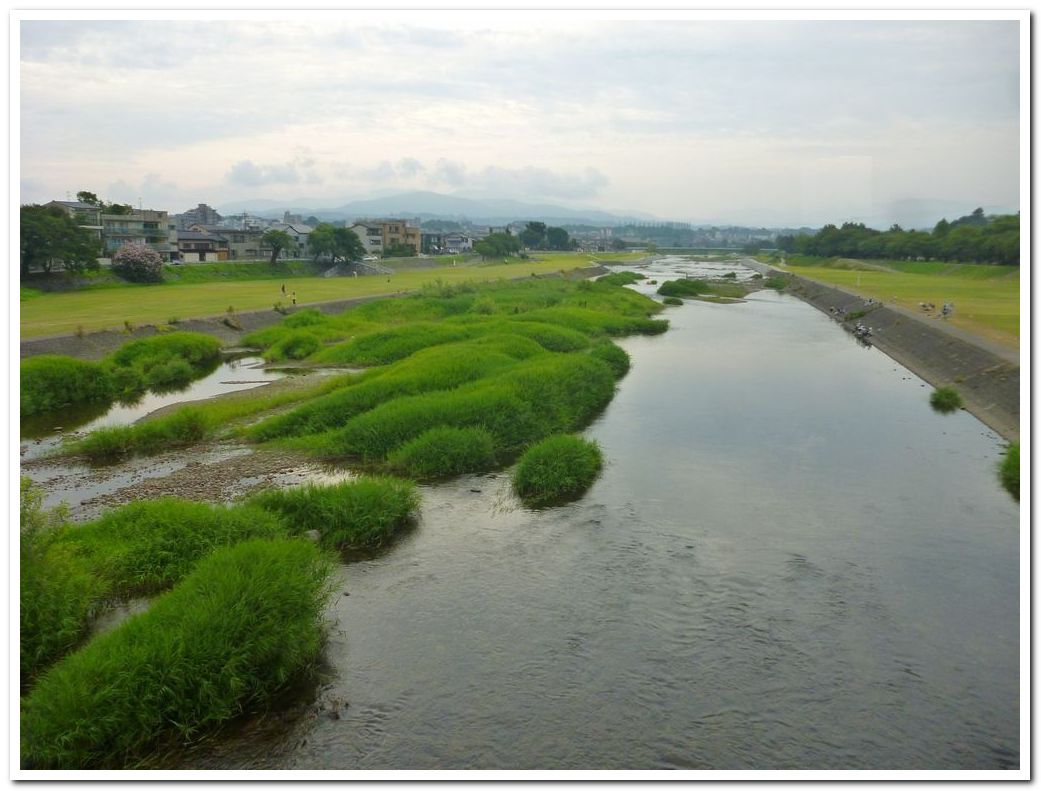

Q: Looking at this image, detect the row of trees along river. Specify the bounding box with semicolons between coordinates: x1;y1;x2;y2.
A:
774;208;1019;265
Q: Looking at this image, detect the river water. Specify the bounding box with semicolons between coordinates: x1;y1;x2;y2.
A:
171;259;1019;771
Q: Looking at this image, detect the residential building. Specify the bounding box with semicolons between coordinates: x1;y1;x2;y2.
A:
175;203;222;230
421;232;444;255
348;223;385;256
443;233;473;254
45;200;104;241
177;228;230;262
267;222;313;259
217;227;267;260
101;209;176;261
356;218;421;255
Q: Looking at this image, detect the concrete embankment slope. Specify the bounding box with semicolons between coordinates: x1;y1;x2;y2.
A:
741;258;1020;442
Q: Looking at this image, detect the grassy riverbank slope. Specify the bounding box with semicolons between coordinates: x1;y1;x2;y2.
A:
766;255;1020;350
21;253;642;338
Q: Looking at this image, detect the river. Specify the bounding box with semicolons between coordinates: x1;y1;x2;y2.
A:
166;259;1020;771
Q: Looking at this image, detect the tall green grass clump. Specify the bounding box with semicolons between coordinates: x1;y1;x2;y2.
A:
597;271;646;286
108;332;222;382
509;306;668;337
763;274;788;291
316;353;615;462
21;538;334;769
72;407;214;461
929;386;962;413
314;322;474;365
248;342;522;441
21;356;113;417
512;434;603;507
387;426;497;479
58;498;288;597
266;330;322;361
589;341;631;379
999;442;1019;500
657;279;709;298
20;479;103;687
250;477;419;550
662;296;683;306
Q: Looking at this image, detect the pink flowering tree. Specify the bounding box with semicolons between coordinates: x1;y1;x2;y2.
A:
112;243;163;283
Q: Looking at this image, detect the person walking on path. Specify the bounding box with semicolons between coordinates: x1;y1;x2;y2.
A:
281;283;286;296
291;291;297;305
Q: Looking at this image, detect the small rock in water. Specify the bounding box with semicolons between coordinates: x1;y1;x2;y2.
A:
303;529;321;543
470;488;482;493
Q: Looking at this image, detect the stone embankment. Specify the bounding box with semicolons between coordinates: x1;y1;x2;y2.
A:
740;258;1019;441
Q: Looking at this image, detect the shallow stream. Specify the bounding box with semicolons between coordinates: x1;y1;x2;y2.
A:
161;260;1020;770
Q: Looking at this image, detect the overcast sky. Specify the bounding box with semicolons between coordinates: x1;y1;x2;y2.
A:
18;14;1022;227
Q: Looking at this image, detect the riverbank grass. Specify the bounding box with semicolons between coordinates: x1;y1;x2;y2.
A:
21;538;334;770
999;442;1019;500
930;386;963;413
512;434;604;507
250;476;419;550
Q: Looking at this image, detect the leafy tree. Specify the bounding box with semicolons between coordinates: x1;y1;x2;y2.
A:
610;238;628;251
20;204;101;276
105;203;134;216
75;191;100;206
111;243;163;283
310;224;366;264
545;226;571;251
262;229;294;265
474;232;522;259
519;221;547;249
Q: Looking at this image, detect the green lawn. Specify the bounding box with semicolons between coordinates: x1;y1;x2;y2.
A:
777;257;1021;348
21;253;642;338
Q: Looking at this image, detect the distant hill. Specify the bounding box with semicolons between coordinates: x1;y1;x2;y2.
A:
215;191;651;226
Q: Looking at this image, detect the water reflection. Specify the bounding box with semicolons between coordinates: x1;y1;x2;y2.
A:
167;269;1018;770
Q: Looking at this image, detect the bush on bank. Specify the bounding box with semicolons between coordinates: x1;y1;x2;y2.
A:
21;356;114;417
250;476;419;550
21;332;222;419
512;434;604;507
21;538;334;770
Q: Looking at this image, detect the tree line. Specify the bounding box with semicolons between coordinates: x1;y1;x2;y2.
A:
774;208;1019;265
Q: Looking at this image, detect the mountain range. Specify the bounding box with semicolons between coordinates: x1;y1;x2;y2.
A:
214;191;655;227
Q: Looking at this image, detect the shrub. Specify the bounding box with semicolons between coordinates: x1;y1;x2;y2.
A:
764;275;788;290
512;434;603;506
111;244;163;283
387;426;497;479
143;357;195;391
662;296;683;306
250;477;419;550
21;356;113;417
657;279;709;298
722;271;737;279
999;442;1019;500
588;341;631;379
21;539;334;769
930;386;962;413
109;332;222;371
